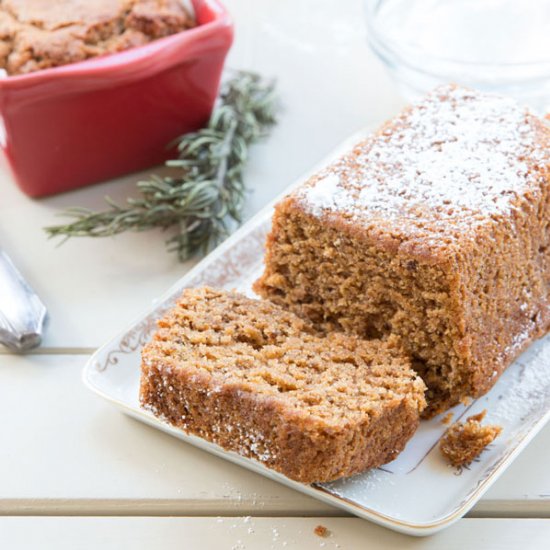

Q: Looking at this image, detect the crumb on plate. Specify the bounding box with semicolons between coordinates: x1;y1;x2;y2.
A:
440;410;502;467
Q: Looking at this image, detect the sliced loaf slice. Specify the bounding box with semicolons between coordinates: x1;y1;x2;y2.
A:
140;287;426;483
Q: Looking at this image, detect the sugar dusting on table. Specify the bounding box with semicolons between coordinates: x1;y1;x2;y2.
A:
297;85;547;228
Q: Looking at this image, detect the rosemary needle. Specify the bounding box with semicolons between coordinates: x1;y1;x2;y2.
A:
45;71;278;261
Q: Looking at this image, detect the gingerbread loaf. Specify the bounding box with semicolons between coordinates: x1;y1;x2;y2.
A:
140;287;426;483
254;85;550;417
0;0;195;75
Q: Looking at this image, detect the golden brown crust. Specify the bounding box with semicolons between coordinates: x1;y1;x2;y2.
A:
0;0;195;75
141;365;422;482
139;287;426;483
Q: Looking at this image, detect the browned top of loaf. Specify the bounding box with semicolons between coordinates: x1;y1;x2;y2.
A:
143;287;427;428
288;85;550;261
0;0;195;75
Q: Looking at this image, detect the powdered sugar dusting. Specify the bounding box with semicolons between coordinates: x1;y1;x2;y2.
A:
488;335;550;428
297;86;547;230
301;174;354;217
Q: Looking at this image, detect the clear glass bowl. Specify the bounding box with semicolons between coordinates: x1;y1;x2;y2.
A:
365;0;550;113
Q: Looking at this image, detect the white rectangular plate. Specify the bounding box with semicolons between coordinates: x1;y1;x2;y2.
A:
83;131;550;536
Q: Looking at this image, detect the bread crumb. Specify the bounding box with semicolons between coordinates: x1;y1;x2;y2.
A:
314;525;330;538
440;410;502;467
460;396;473;406
441;412;454;425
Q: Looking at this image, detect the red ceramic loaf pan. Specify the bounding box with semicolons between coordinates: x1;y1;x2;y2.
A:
0;0;233;197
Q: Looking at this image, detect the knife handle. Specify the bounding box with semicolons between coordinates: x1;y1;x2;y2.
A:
0;251;47;351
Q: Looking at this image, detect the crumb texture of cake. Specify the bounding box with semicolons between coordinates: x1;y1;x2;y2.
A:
254;85;550;417
440;410;502;467
0;0;195;75
140;287;427;483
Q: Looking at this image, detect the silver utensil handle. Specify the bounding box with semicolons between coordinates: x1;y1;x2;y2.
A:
0;250;47;351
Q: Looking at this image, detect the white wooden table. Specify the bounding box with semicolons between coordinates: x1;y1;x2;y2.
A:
1;1;549;547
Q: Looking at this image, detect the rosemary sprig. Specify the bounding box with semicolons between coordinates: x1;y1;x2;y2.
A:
45;71;278;261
